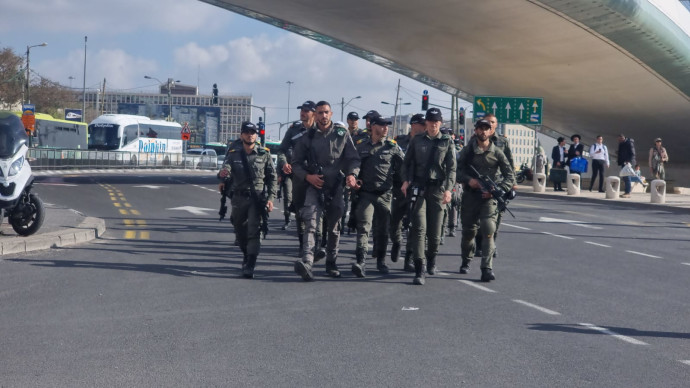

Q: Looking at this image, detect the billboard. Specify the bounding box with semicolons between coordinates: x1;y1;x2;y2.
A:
117;103;221;144
65;109;83;122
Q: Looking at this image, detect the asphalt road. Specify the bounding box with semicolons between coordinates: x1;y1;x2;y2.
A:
1;171;689;387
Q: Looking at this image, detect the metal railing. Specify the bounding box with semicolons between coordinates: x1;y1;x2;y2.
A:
27;148;219;171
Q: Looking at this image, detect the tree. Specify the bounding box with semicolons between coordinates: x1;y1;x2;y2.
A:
31;78;75;117
0;47;24;108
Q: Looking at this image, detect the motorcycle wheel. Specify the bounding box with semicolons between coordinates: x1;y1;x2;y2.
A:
10;193;45;236
516;174;525;184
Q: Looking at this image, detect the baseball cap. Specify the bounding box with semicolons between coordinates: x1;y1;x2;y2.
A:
654;137;662;142
363;110;380;120
371;116;393;126
425;108;443;122
440;127;453;135
241;121;258;133
409;113;425;125
474;119;491;128
296;100;316;112
347;111;360;120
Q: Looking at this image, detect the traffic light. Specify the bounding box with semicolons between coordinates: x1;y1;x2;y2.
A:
422;95;429;110
258;117;266;145
212;83;218;105
458;111;465;126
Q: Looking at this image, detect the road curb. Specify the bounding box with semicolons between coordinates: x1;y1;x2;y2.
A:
518;190;690;214
0;217;106;256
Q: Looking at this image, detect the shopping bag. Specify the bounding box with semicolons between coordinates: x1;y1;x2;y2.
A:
549;168;567;183
619;162;635;177
569;157;588;173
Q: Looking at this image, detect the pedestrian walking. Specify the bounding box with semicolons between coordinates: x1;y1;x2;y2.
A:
588;135;609;192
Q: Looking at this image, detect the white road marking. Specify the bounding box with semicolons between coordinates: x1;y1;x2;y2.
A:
626;250;662;259
579;323;648;345
401;307;419;311
539;216;603;230
585;241;611;248
502;223;531;230
512;299;561;315
458;280;497;293
679;360;690;366
166;206;215;216
682;263;690;266
542;231;574;240
133;185;166;189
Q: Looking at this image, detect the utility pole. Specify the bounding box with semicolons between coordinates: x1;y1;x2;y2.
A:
393;79;401;137
82;36;87;122
101;78;107;114
286;81;293;129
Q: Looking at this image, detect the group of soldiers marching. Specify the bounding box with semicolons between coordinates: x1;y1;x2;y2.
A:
218;99;515;284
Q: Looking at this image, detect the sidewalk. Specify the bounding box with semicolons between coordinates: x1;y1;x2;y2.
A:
0;203;106;255
517;181;690;212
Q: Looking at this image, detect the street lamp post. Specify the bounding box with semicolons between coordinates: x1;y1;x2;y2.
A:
25;42;47;104
340;95;361;122
145;75;180;121
286;81;293;129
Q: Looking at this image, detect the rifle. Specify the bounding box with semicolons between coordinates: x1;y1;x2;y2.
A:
218;170;233;221
239;150;270;239
469;165;515;218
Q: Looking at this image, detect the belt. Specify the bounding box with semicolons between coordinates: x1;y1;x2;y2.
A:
233;190;259;197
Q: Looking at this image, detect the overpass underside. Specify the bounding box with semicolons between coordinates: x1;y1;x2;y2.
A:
200;0;690;184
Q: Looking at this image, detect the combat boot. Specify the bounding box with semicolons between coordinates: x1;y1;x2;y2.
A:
439;234;445;245
314;234;326;262
459;258;471;274
325;258;341;278
403;251;415;272
448;228;456;237
282;214;291;230
243;254;257;279
351;248;366;278
412;259;426;285
375;247;389;274
480;268;495;282
294;260;314;281
390;241;401;263
427;253;437;275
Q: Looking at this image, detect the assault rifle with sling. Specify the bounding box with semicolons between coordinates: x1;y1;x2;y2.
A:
469;165;515;218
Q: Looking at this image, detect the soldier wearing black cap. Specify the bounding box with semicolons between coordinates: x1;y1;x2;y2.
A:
342;111;362;234
390;113;427;271
401;107;456;285
350;115;404;277
456;119;514;282
277;101;316;255
292;101;360;281
218;121;277;278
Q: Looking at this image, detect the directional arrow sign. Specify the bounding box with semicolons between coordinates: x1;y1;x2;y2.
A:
474;96;543;125
167;206;215;216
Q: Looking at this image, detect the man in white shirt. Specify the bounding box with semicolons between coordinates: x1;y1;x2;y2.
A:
588;135;609;192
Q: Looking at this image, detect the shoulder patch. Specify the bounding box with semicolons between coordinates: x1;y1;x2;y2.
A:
356;138;365;144
228;149;237;153
337;127;346;137
386;139;397;146
264;147;270;153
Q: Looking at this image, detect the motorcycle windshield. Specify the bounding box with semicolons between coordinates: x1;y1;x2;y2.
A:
0;113;29;159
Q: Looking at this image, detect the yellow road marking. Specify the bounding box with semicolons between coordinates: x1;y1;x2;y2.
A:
135;220;147;226
124;230;137;239
123;219;134;226
113;202;121;207
139;231;150;239
130;209;141;215
119;209;129;215
124;203;132;208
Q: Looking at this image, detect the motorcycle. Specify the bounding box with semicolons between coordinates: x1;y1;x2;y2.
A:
515;162;533;184
0;112;45;236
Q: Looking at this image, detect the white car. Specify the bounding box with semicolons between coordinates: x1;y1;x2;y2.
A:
184;148;218;169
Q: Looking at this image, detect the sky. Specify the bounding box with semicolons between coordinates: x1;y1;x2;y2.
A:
1;0;450;140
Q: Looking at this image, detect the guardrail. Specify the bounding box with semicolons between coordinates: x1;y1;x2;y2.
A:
27;148;219;170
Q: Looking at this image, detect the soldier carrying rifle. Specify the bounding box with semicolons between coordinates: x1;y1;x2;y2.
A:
218;121;276;279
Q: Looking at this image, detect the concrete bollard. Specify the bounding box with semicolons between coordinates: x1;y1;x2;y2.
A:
567;173;581;195
533;172;546;193
605;176;620;199
650;179;666;204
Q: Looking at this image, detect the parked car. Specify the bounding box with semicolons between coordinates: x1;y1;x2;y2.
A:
183;148;218;169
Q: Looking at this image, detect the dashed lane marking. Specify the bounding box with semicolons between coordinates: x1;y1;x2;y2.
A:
502;223;531;230
682;263;690;266
585;241;611;248
458;280;497;293
679;360;690;366
626;250;662;259
579;323;648;345
541;231;574;240
119;209;129;215
124;231;137;239
512;299;561;315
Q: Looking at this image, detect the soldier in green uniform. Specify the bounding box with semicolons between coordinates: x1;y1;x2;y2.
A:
444;133;464;238
342;111;363;234
401;108;456;285
218;121;277;279
456;119;515;282
390;113;426;272
278;101;316;255
474;113;516;258
292;101;360;281
351;115;404;277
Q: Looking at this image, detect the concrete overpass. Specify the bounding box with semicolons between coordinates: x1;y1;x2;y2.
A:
199;0;690;183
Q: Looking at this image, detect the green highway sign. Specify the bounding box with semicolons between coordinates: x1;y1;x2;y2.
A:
473;96;543;125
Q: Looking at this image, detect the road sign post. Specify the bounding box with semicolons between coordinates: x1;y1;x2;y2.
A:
473;96;543;125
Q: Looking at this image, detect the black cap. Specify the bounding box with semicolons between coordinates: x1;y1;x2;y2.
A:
409;113;426;125
346;111;359;120
241;121;258;133
371;116;393;126
296;100;316;112
363;110;380;120
425;108;442;122
474;119;491;128
440;127;453;135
